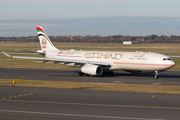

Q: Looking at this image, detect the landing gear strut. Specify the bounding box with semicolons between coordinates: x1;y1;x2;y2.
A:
155;71;159;79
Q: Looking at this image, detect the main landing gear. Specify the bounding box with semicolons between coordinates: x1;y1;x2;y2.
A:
155;71;159;79
79;72;86;76
79;71;114;76
79;72;91;76
103;71;114;76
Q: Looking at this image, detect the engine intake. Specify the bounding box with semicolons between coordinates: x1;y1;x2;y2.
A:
81;65;103;76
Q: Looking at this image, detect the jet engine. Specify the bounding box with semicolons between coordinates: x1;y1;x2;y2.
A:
81;65;103;76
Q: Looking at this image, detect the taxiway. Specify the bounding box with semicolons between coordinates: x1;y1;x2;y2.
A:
0;68;180;120
0;68;179;85
0;85;180;120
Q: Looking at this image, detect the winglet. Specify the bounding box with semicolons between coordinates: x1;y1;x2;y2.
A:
2;51;11;57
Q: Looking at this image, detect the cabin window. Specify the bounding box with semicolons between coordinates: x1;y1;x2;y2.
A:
142;58;146;60
137;58;141;60
129;58;134;60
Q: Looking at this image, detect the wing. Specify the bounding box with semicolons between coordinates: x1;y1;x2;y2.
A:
2;51;113;66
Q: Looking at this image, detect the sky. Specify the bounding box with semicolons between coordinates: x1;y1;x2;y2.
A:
1;0;180;36
1;0;180;19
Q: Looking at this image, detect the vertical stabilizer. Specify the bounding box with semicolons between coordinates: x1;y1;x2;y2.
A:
36;26;58;51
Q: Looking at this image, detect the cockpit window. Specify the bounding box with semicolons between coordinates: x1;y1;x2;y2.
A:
163;58;172;61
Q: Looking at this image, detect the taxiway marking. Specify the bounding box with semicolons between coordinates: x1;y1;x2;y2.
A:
0;93;33;100
0;99;180;110
0;109;165;120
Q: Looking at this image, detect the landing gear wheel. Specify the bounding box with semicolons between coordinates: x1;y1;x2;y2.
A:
103;71;114;76
154;71;159;79
109;71;114;76
79;72;84;76
155;75;159;79
79;72;89;76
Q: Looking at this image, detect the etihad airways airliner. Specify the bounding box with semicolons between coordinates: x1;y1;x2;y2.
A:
3;26;175;78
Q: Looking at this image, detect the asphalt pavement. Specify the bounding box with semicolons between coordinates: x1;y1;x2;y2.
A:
0;68;179;85
0;85;180;120
0;68;180;120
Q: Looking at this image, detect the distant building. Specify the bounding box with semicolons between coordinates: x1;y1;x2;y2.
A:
123;41;132;45
137;38;144;41
147;39;161;42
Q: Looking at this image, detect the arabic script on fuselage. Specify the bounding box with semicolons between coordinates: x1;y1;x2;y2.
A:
134;54;144;58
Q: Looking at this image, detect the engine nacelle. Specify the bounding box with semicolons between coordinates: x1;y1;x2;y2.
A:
81;65;103;76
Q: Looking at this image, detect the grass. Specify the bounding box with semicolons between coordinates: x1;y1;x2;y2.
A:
172;57;180;70
0;54;77;70
1;43;179;95
0;42;180;70
1;42;180;54
1;79;180;94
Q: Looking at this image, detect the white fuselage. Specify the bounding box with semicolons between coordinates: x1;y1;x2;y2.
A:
45;50;175;71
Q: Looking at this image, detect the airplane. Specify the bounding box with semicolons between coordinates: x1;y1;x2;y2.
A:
2;26;175;78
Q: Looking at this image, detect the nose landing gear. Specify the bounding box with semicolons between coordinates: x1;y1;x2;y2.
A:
155;71;159;79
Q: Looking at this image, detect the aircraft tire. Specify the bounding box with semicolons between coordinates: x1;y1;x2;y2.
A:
79;72;84;76
103;71;114;76
155;75;159;79
110;71;114;76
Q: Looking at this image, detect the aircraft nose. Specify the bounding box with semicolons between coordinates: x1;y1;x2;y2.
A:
172;61;175;66
170;60;175;67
